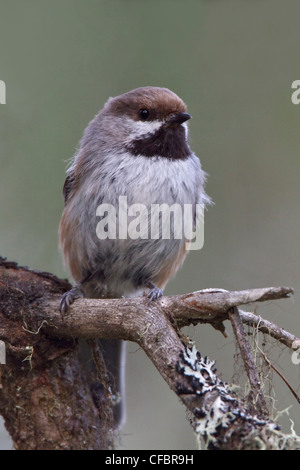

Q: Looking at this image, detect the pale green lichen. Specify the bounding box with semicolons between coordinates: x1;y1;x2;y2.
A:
179;345;300;450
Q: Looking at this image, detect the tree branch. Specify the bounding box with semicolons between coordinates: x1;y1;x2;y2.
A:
0;257;299;450
228;307;268;415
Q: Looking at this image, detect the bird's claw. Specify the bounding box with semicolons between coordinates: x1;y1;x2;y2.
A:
60;285;85;315
147;285;163;301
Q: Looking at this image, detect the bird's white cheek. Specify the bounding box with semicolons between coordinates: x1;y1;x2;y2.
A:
182;122;189;140
125;118;163;140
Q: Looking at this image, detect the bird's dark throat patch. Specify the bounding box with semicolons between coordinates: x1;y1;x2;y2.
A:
127;125;191;160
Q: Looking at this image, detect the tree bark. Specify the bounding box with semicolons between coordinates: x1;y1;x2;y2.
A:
0;257;299;450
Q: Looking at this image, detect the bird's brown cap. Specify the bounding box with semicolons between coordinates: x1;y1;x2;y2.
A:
103;86;187;121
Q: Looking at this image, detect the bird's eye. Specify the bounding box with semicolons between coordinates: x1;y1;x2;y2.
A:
139;108;150;121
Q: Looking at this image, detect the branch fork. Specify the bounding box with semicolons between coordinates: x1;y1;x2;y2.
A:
0;258;298;450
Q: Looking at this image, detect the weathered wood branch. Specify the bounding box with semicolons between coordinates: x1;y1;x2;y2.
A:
228;306;269;415
0;258;299;450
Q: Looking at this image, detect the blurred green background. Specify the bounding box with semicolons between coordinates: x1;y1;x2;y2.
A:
1;0;300;450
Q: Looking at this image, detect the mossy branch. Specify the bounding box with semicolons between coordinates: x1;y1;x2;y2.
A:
0;257;298;450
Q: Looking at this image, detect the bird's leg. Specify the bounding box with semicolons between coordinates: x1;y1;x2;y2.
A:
60;284;85;315
146;281;163;301
59;270;100;314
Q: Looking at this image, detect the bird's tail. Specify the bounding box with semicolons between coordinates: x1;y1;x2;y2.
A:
78;338;126;429
99;338;126;428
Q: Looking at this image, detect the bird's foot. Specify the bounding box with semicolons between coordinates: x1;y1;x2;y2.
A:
60;285;85;315
147;282;163;301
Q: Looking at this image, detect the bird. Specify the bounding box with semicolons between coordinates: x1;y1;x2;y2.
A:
59;86;210;427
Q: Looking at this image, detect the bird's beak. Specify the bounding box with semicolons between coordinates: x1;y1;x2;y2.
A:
165;112;192;128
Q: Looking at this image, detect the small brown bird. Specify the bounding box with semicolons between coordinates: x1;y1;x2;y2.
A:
59;86;210;426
